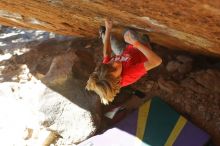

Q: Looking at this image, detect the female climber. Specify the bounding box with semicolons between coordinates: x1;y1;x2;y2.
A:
86;19;162;104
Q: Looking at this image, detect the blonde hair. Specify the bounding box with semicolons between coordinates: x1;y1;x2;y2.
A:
86;63;121;105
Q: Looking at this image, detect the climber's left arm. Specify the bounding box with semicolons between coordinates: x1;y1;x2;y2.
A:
133;41;162;70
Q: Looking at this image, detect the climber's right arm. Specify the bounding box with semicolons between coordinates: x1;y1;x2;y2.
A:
103;19;112;58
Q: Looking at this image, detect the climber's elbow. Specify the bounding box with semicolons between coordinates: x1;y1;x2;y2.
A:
145;56;162;71
156;57;162;67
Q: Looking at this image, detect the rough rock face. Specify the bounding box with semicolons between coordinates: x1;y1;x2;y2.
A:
0;0;220;56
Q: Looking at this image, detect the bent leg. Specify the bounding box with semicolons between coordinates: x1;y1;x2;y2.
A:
124;29;152;49
110;35;126;55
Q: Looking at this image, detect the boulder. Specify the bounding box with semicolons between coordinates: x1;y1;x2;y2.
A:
178;62;192;74
166;60;181;72
158;78;179;94
0;0;219;56
0;38;101;145
0;77;100;145
176;55;193;63
191;69;220;93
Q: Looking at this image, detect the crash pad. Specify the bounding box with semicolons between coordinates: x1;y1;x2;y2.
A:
78;97;210;146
